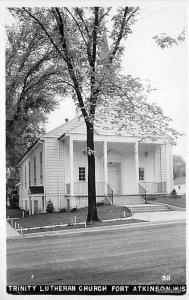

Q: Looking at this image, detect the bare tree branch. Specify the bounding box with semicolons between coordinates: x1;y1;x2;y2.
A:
98;7;112;24
54;7;89;120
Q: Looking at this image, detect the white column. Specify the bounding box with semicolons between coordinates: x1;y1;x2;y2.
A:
31;198;34;215
58;140;60;210
166;143;171;193
70;138;74;196
104;140;108;195
135;141;139;193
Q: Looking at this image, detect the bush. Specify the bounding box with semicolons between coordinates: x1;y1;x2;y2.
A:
96;201;104;206
71;207;77;212
60;208;67;213
170;189;177;197
146;195;156;201
46;200;54;213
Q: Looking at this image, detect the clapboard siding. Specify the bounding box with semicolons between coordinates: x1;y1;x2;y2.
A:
166;143;173;193
154;143;172;192
30;144;43;187
59;141;65;194
19;163;24;204
20;144;43;198
45;138;65;197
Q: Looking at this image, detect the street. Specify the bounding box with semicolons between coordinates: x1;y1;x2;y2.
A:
7;223;186;285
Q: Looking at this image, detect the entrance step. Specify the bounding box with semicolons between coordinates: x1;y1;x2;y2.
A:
127;204;170;213
113;195;145;206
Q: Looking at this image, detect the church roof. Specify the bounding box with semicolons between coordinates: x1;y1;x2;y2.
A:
45;115;171;140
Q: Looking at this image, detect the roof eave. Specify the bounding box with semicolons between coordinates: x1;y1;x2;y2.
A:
19;138;44;164
58;133;66;141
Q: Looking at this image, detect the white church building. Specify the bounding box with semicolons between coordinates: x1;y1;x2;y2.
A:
19;116;173;214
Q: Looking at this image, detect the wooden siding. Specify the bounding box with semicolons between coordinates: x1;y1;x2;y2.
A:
154;143;172;192
44;138;65;201
20;143;43;205
166;143;173;193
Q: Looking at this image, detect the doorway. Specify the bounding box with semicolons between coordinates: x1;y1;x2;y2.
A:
107;162;121;194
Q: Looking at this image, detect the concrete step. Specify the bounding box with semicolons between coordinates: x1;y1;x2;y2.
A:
127;204;170;213
113;195;145;206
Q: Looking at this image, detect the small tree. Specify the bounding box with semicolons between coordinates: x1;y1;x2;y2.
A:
173;155;186;180
46;199;54;213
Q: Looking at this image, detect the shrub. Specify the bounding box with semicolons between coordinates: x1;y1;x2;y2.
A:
60;208;67;213
46;200;54;213
96;201;104;206
170;189;177;197
71;207;77;212
146;195;156;201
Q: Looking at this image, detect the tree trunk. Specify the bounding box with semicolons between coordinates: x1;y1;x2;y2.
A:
86;122;100;223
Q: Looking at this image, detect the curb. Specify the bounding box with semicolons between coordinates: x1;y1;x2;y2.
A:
7;218;186;240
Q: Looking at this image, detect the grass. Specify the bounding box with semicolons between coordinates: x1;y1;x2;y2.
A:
152;195;186;209
8;205;132;229
21;219;146;234
6;208;25;219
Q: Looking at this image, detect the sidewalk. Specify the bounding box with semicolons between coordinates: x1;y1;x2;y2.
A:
6;210;186;239
6;222;21;238
134;210;186;222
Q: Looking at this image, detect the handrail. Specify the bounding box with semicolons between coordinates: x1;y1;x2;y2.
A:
139;181;167;194
107;183;113;205
138;183;147;203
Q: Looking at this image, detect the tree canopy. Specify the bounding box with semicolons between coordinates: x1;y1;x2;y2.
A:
6;15;68;174
153;29;185;49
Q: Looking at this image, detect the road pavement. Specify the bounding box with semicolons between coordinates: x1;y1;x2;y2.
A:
7;222;186;285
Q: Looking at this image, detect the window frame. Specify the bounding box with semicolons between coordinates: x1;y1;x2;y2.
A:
24;164;27;188
29;161;31;186
79;167;86;181
40;151;43;184
139;167;145;181
34;156;36;185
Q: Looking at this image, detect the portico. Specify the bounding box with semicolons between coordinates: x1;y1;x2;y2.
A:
59;132;170;208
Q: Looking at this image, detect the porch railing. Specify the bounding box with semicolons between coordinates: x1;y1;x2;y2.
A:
107;183;113;204
66;182;105;195
139;182;167;194
138;183;147;202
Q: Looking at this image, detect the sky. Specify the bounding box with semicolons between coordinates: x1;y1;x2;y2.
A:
45;4;187;159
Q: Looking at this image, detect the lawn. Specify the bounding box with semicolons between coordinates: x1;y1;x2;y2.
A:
21;219;146;234
6;208;25;219
151;195;186;209
8;205;132;229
